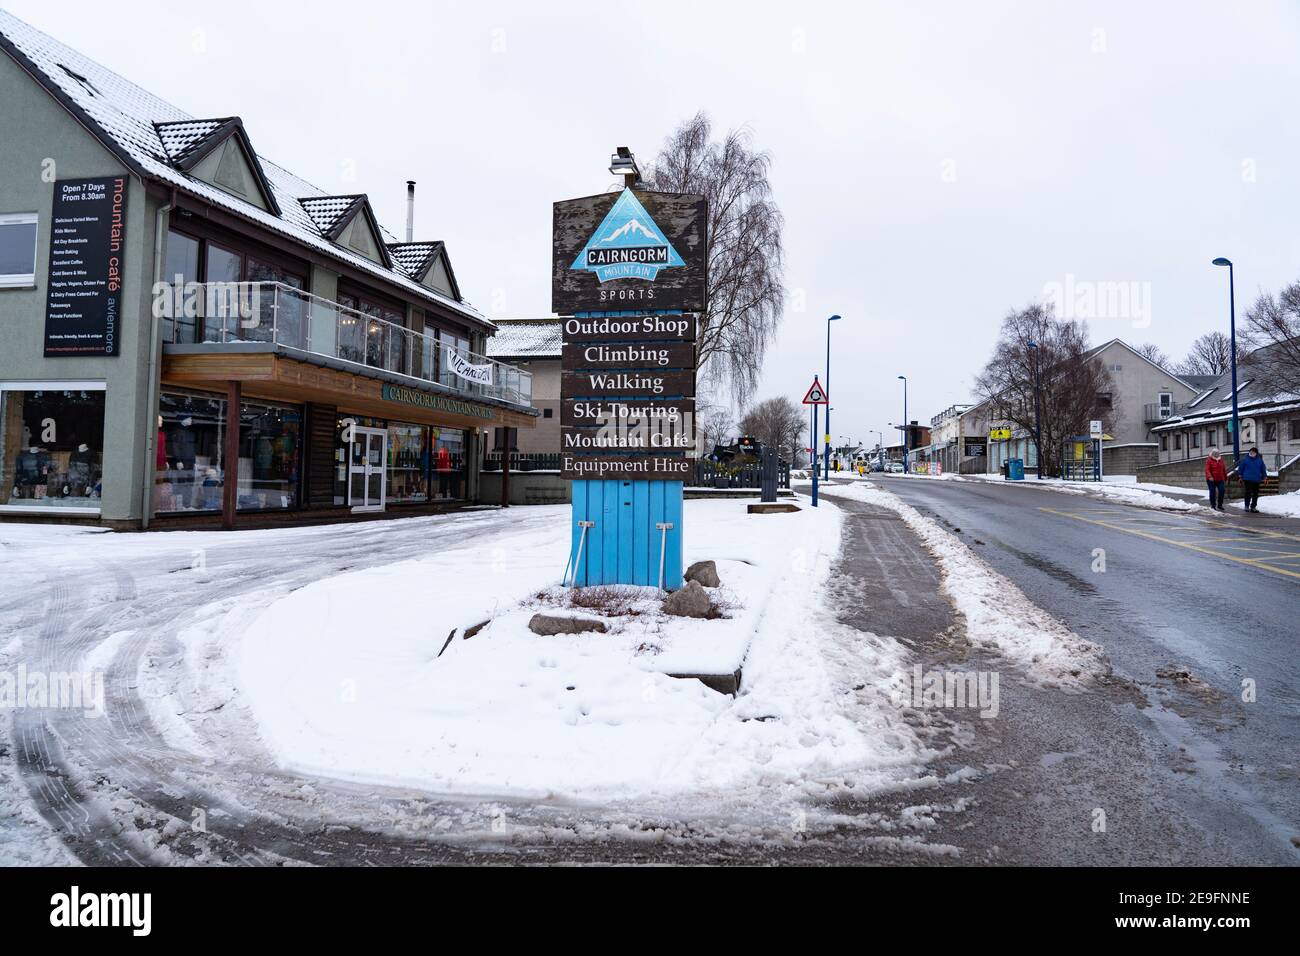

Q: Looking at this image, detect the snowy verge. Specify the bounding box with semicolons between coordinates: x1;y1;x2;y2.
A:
1228;490;1300;518
224;499;931;802
954;472;1203;512
827;482;1108;687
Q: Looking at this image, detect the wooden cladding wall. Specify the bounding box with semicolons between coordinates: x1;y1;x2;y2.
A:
304;402;338;508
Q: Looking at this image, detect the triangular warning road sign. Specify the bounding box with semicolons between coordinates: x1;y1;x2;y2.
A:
802;378;828;405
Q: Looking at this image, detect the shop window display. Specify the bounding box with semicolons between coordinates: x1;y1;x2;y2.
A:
237;401;300;510
387;423;429;503
431;426;465;500
154;390;226;513
1;387;105;510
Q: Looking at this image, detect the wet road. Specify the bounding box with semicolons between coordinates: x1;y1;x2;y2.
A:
873;475;1300;862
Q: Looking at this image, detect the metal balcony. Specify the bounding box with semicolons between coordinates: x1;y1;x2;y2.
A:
1143;402;1188;423
158;281;532;408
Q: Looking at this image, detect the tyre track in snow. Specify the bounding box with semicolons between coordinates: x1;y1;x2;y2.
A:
5;510;594;865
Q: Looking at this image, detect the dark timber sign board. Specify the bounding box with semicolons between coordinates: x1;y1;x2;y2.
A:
560;313;696;343
561;342;695;371
561;369;696;400
552;189;707;314
554;186;705;483
560;399;694;429
560;454;694;481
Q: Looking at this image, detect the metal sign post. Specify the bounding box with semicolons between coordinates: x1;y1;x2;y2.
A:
802;376;829;507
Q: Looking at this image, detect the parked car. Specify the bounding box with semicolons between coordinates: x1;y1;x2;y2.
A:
888;462;905;473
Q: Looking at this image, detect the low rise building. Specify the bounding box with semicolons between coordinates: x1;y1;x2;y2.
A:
0;11;537;528
1145;346;1300;494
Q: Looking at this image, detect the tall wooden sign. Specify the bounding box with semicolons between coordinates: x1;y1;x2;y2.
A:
553;184;706;589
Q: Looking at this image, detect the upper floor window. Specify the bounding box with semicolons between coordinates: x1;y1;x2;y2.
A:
161;226;306;346
1263;421;1278;443
0;213;38;288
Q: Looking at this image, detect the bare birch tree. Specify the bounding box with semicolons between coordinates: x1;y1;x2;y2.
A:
646;113;785;403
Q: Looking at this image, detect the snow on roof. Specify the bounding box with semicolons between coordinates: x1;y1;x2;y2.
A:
153;118;229;164
0;9;490;328
298;195;366;237
486;319;563;358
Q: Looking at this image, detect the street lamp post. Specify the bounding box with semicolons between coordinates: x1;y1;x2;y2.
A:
1212;258;1241;467
1028;341;1044;479
824;315;842;479
898;375;908;473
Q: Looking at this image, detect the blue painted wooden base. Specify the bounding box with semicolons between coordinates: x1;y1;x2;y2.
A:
568;479;684;589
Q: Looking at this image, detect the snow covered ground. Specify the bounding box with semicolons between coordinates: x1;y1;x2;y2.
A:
1228;490;1300;517
827;481;1108;686
1;498;950;865
224;498;927;799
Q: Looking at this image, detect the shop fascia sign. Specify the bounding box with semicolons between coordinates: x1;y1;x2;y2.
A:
381;384;494;419
446;348;494;386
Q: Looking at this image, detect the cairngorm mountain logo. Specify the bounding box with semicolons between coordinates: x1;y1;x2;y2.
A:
571;189;686;282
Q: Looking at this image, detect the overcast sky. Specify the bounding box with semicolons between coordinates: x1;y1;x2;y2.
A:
11;0;1300;445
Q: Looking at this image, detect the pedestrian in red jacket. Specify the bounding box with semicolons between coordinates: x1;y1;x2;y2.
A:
1205;448;1228;511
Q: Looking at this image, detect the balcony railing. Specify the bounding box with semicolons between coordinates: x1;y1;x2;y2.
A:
1143;402;1192;423
159;281;533;408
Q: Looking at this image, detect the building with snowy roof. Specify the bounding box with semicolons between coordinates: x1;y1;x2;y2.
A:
0;10;537;529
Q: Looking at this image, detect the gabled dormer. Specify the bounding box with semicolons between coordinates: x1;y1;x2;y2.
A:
299;194;393;269
153;117;280;215
386;241;462;301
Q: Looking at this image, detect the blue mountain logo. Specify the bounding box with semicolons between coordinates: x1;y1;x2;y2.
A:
571;189;685;283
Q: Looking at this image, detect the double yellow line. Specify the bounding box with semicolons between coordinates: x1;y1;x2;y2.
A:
1039;507;1300;581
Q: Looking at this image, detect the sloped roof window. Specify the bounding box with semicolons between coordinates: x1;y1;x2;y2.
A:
57;63;99;97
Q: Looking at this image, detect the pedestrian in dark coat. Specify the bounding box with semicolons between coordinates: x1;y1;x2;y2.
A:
1237;446;1268;512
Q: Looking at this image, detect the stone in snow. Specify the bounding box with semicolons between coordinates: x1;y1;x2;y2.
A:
662;580;715;619
528;613;609;636
684;560;721;588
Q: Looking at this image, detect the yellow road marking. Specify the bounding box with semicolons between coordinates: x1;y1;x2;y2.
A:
1214;546;1300;557
1039;507;1300;582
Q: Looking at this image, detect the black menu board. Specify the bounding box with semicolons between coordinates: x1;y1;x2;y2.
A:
44;176;128;356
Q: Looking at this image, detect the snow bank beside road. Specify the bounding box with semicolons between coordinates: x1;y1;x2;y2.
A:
958;473;1202;512
231;499;930;801
1230;490;1300;518
829;482;1108;686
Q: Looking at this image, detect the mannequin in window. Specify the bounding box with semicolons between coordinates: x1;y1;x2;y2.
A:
67;442;94;497
169;415;197;508
15;446;50;499
435;443;452;498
